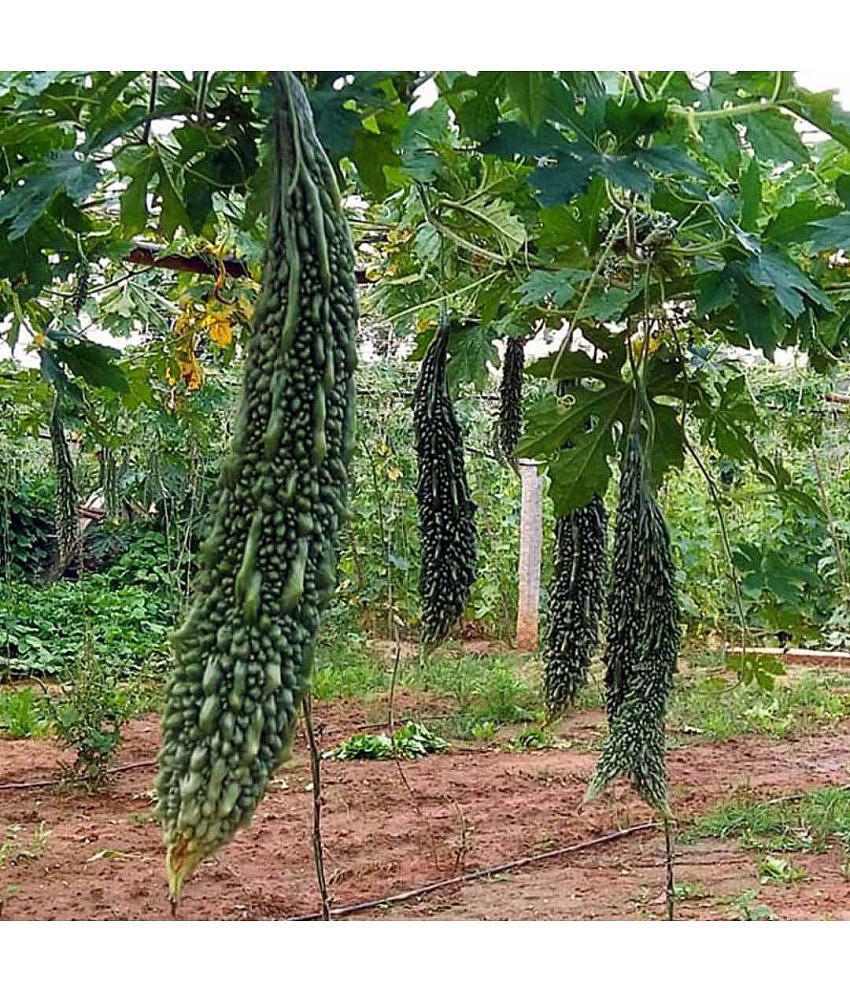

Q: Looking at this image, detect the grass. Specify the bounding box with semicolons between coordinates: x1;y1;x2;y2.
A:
0;687;51;739
667;666;850;743
0;822;51;869
685;786;850;854
312;641;543;740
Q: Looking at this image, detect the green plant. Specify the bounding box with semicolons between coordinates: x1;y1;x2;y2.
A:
0;688;50;739
672;881;707;902
0;822;51;869
48;641;134;786
669;669;850;742
327;721;448;760
544;494;607;716
156;72;358;901
414;317;477;644
733;889;777;921
687;786;850;853
588;436;680;812
1;574;172;679
758;855;807;885
503;726;553;752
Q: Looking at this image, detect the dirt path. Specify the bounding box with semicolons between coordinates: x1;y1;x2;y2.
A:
1;702;849;920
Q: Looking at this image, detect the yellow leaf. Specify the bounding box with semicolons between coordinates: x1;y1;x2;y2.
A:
209;317;233;348
180;355;204;391
387;466;402;481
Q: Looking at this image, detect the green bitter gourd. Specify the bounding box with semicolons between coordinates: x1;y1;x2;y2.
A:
543;493;607;717
586;434;680;812
413;319;477;644
497;336;524;465
155;71;358;898
49;393;80;567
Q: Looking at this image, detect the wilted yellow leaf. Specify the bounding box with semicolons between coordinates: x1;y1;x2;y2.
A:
208;316;233;348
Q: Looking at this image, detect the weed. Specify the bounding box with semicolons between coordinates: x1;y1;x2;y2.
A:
326;721;448;761
503;726;554;752
668;670;850;742
312;642;388;700
672;881;708;902
685;786;850;854
0;687;50;738
0;822;51;869
758;855;807;885
732;889;777;920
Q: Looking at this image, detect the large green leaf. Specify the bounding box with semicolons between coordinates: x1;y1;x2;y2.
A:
505;72;550;133
53;340;129;394
0;151;100;239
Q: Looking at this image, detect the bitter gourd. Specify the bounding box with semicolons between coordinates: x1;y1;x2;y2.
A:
497;336;524;465
49;393;80;567
543;493;607;717
413;318;477;644
155;71;358;898
586;434;680;813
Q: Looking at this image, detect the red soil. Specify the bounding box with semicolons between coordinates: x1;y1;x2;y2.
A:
1;698;849;920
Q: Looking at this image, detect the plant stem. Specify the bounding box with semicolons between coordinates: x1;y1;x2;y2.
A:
302;695;331;920
664;817;675;921
669;100;775;122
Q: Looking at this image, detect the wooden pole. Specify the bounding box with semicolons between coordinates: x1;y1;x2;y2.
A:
516;459;542;650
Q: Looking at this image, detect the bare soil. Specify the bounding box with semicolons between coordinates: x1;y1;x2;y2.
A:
1;696;849;920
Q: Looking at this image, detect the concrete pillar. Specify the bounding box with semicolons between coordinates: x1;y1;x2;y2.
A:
516;459;542;650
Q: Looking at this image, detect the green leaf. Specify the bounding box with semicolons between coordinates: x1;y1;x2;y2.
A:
582;285;640;322
745;111;809;165
401;103;450;181
0;151;100;239
809;213;850;252
781;86;850;151
156;158;190;239
450;72;506;141
516;269;583;307
646;403;684;485
351;131;402;200
54;341;129;394
695;268;735;317
547;432;616;515
120;150;157;237
763;201;839;245
745;249;833;317
740;157;761;230
696;89;741;176
505;72;550;132
447;324;497;391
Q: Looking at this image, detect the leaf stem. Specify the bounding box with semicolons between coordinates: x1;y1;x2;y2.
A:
669;100;775;122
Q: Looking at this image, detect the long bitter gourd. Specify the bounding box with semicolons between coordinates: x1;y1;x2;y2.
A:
155;71;358;898
414;319;477;644
497;336;524;465
49;393;80;567
543;493;607;717
586;434;680;812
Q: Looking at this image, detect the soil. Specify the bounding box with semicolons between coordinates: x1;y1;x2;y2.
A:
1;695;849;921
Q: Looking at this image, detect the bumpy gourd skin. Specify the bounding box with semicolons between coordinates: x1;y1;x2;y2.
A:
543;494;607;717
497;336;524;465
586;435;680;813
155;72;357;898
414;320;477;645
50;396;80;566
